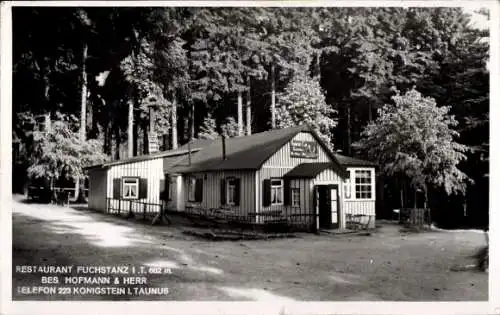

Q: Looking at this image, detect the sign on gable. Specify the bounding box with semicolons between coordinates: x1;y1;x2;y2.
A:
290;140;319;159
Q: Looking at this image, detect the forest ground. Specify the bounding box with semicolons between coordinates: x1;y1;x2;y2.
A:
11;196;487;301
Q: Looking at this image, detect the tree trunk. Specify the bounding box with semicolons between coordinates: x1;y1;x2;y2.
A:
133;111;138;156
423;184;428;209
346;104;352;155
400;181;404;210
127;99;133;158
246;75;251;136
271;64;276;129
368;102;373;122
316;51;321;81
190;101;195;140
114;125;121;161
142;122;149;155
413;188;417;209
103;122;112;155
171;93;178;149
75;42;88;202
237;90;243;136
80;42;88;141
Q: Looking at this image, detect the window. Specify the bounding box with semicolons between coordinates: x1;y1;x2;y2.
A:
226;178;237;205
188;177;196;201
188;177;203;202
122;178;139;199
291;188;300;207
355;170;372;199
271;179;283;205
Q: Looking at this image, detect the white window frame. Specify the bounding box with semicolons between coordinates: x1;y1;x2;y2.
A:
354;169;373;200
122;177;139;200
226;178;237;206
291;188;300;208
344;178;352;199
271;178;284;206
188;177;197;202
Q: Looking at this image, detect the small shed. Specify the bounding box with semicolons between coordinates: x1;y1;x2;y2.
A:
86;125;377;231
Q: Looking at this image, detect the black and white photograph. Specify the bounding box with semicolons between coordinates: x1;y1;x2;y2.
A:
0;1;497;314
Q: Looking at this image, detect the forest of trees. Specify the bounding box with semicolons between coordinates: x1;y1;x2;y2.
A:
12;7;489;227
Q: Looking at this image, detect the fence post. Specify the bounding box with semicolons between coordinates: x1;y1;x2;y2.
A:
143;202;147;220
129;200;133;218
118;199;121;215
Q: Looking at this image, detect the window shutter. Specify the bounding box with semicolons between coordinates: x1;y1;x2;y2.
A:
195;178;203;202
139;178;148;199
159;179;166;201
234;178;241;206
220;179;226;205
113;178;121;199
263;179;271;207
283;179;291;206
165;177;171;201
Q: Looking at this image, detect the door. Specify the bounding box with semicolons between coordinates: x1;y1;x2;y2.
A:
330;186;339;228
318;186;331;229
317;185;340;229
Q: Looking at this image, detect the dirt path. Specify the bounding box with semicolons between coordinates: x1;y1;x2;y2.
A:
12;199;488;301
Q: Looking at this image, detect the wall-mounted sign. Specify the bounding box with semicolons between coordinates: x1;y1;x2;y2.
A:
290;140;319;159
149;132;159;153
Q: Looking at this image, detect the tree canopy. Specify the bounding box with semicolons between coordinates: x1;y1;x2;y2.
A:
355;89;470;199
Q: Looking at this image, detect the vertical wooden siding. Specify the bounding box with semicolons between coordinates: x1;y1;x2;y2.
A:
88;168;108;212
184;171;255;217
343;167;376;216
263;132;332;167
259;132;344;227
106;158;164;212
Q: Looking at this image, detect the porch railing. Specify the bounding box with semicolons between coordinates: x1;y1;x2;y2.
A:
106;198;162;220
104;198;317;232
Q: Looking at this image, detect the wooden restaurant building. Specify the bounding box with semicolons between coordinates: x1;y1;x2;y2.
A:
85;125;377;232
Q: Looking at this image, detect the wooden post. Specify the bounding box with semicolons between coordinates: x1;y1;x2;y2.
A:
127;200;133;219
118;199;121;215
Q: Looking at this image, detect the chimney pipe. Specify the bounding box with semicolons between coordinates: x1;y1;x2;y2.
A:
222;135;226;160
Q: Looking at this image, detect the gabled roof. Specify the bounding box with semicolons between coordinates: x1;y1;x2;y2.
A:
170;125;307;173
85;126;365;178
84;148;200;170
333;153;377;167
283;162;334;178
169;125;348;177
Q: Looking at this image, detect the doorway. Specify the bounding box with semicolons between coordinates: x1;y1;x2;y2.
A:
317;184;340;229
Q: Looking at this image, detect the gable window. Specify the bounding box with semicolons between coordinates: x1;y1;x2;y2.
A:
122;178;139;199
271;179;283;205
355;170;372;199
291;188;300;207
